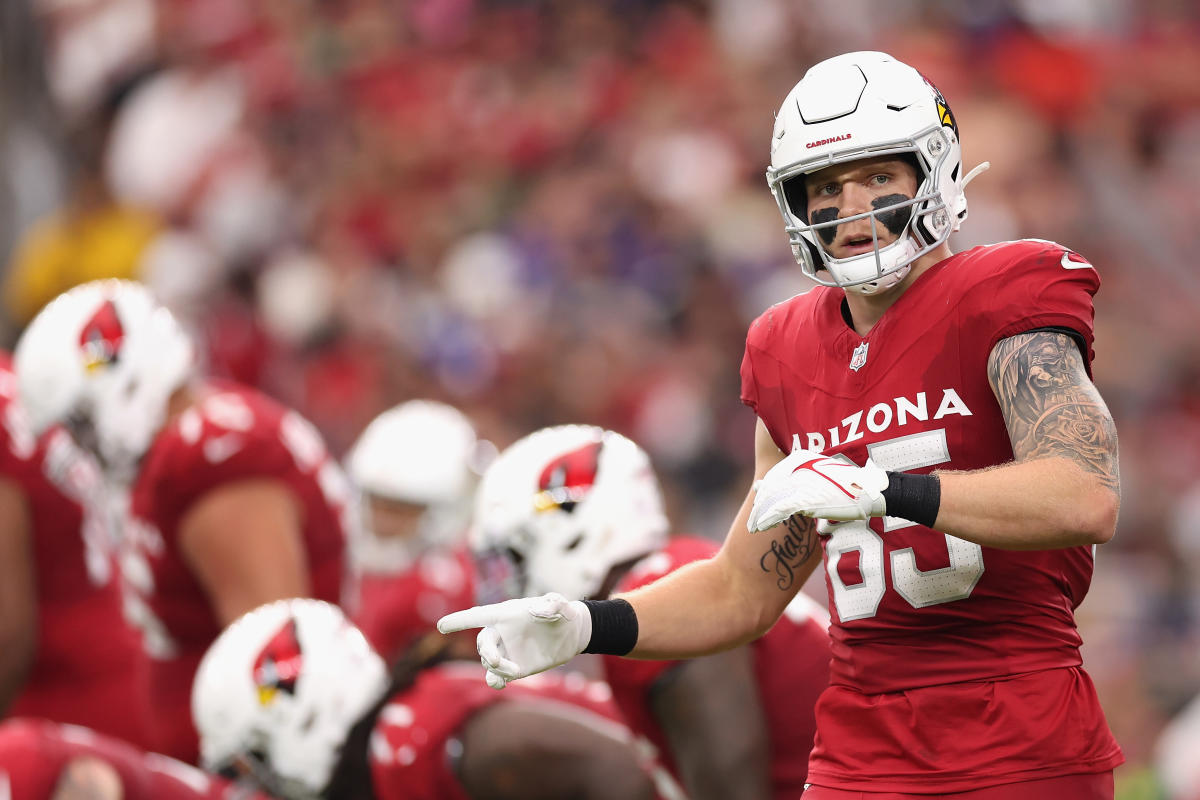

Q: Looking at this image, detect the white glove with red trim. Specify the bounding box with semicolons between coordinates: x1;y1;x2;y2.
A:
748;449;888;532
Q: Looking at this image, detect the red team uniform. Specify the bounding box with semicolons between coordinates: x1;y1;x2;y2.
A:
367;662;674;800
0;718;266;800
0;357;149;748
740;240;1124;791
353;547;476;665
125;382;350;762
604;536;829;798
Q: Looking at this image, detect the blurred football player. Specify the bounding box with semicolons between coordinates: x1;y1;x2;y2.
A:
344;400;489;665
14;280;352;764
440;51;1124;798
0;352;150;748
192;598;681;800
471;425;829;799
0;717;268;800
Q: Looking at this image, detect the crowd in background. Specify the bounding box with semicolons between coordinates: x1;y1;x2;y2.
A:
1;0;1199;794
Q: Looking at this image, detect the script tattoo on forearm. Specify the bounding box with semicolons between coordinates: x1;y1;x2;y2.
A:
988;331;1119;494
759;516;820;591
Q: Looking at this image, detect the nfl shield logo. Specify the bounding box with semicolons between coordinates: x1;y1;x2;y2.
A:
849;341;869;372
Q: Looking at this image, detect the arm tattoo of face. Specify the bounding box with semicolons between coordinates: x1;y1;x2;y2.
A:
758;515;820;591
988;331;1119;494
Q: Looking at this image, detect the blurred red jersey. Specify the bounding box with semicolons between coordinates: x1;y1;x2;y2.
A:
0;718;265;800
125;381;351;762
353;547;475;665
0;357;149;748
740;240;1124;791
604;535;830;798
368;662;676;800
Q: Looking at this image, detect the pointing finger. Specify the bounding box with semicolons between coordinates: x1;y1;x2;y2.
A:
438;605;502;634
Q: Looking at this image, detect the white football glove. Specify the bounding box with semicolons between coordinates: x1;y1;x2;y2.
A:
437;593;592;690
747;449;889;532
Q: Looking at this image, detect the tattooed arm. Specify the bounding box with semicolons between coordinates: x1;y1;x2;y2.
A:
620;419;822;659
932;330;1120;549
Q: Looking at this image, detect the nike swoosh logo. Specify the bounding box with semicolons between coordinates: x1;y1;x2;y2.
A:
203;434;243;463
791;457;856;499
1061;252;1093;270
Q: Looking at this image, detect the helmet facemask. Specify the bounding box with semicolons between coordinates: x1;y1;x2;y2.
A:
768;127;955;296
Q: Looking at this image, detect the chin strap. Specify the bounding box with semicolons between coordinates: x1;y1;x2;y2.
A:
963;161;991;188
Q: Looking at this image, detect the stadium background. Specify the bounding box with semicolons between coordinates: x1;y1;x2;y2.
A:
1;0;1198;795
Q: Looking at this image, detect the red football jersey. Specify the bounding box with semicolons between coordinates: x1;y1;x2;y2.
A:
125;381;351;762
353;547;476;665
0;718;265;800
740;240;1123;790
605;535;830;798
0;357;149;748
368;662;676;800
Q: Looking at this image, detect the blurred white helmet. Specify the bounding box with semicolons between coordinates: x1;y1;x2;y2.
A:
471;425;669;602
346;400;491;571
767;51;988;295
192;599;388;800
14;279;194;482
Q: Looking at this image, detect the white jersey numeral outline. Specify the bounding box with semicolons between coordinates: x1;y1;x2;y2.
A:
824;428;984;621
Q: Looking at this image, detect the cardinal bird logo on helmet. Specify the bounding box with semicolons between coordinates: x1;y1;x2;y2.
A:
919;73;957;134
252;618;304;706
534;441;603;513
78;300;125;373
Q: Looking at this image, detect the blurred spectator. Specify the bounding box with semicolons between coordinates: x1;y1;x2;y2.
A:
4;100;160;326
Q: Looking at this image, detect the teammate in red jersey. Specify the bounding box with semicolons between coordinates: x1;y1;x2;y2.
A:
0;353;150;748
344;400;489;665
0;717;267;800
13;280;352;764
471;425;829;799
191;599;681;800
440;51;1124;798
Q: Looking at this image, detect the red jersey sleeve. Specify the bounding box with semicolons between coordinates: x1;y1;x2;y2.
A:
740;290;830;455
965;239;1100;372
368;665;505;800
147;401;294;526
0;719;260;800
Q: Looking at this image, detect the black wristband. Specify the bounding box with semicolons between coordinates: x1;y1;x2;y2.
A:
581;598;639;656
881;471;941;528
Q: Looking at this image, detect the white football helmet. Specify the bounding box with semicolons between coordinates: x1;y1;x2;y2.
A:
192;599;388;800
13;279;194;482
767;51;988;295
471;425;669;602
346;400;492;571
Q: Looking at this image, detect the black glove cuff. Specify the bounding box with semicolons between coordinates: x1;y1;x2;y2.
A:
882;471;941;528
582;598;638;656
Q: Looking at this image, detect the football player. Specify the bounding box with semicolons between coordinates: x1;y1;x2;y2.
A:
440;51;1124;797
471;425;829;799
192;599;682;800
0;717;268;800
14;280;352;764
0;352;150;748
344;400;488;665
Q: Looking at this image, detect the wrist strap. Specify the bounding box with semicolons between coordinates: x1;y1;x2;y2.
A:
882;471;941;528
581;598;638;656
